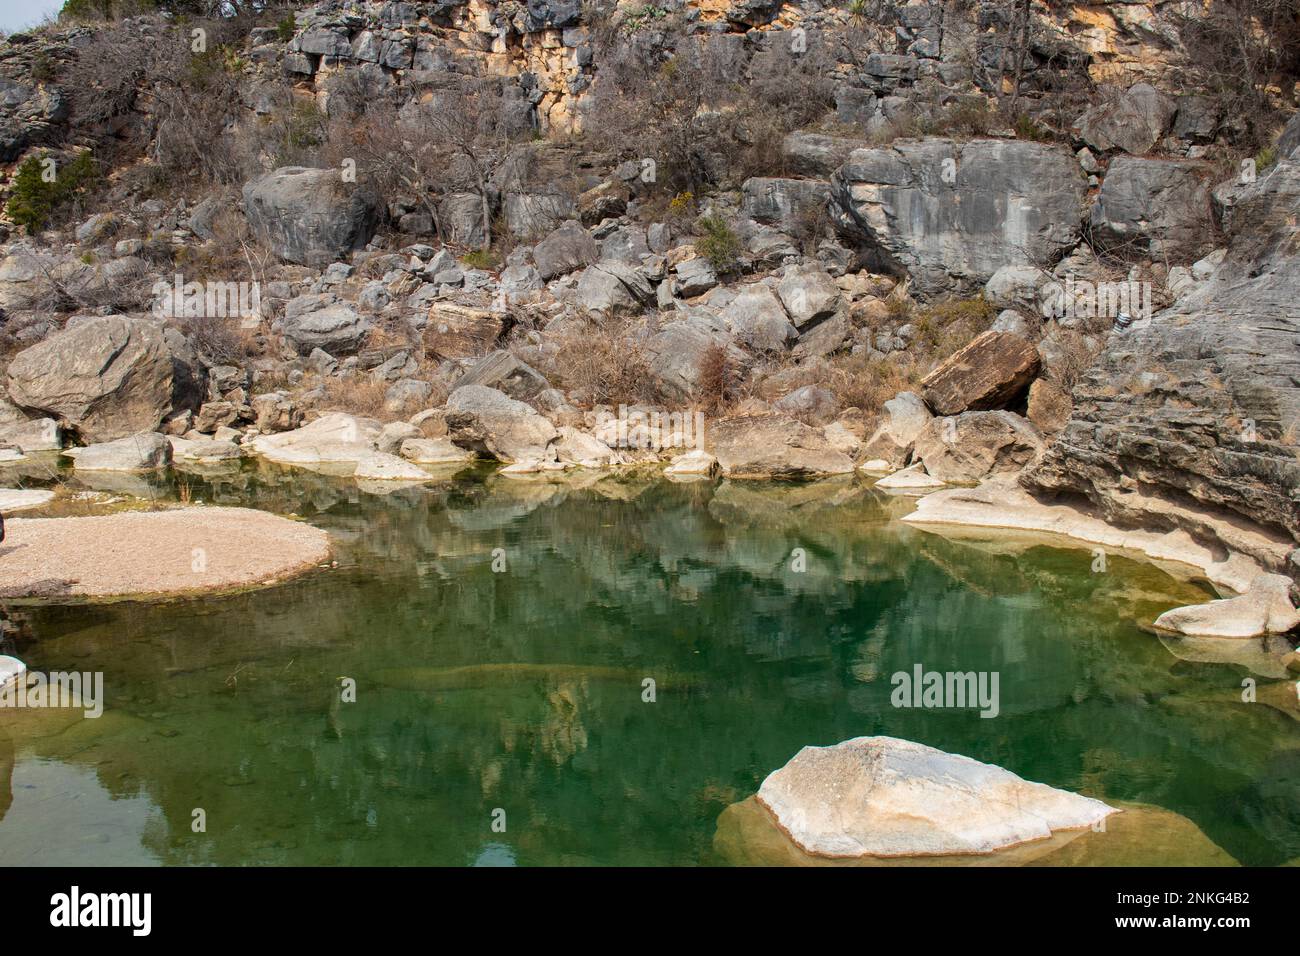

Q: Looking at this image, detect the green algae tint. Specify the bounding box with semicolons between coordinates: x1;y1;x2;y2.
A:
0;467;1297;866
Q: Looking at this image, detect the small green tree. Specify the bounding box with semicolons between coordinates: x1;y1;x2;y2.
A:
5;151;98;233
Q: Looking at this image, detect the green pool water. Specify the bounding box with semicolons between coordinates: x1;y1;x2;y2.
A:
0;465;1297;866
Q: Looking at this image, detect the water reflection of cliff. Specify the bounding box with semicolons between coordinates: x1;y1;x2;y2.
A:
0;469;1296;866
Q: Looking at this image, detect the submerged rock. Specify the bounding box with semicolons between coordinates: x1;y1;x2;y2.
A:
755;736;1116;858
715;794;1234;867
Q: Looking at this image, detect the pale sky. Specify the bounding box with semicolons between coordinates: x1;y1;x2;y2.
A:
0;0;66;34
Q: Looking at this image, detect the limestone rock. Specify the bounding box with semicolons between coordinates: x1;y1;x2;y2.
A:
1154;573;1300;638
72;432;172;471
247;412;381;466
912;411;1046;483
859;391;932;468
831;140;1084;296
425;303;510;360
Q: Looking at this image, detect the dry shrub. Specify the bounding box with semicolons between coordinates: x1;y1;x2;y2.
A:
1041;328;1103;392
316;375;391;419
828;352;921;415
544;322;661;406
693;342;739;413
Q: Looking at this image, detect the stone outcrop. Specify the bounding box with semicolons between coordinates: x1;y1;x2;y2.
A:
919;331;1040;415
1022;155;1300;577
6;316;187;442
242;167;381;266
830;139;1085;295
756;736;1115;858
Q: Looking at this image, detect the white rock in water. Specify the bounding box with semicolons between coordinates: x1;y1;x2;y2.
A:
0;655;26;690
352;452;431;481
873;463;945;489
0;489;54;513
1154;573;1300;638
664;449;718;478
757;736;1116;858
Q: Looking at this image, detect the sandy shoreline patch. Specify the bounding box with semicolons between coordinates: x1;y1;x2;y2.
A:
0;506;331;601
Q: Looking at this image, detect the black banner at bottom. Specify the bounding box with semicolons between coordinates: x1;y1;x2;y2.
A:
0;865;1282;941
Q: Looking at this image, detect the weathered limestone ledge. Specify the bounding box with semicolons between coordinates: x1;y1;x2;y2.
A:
900;477;1291;595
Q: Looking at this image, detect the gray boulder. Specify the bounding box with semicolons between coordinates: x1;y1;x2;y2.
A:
7;316;184;443
456;350;551;402
1074;83;1176;155
444;384;558;463
533;220;598;280
1089;157;1214;260
777;263;841;328
574;262;654;319
281;294;371;356
644;319;746;402
71;431;172;471
720;285;798;351
243;167;381;266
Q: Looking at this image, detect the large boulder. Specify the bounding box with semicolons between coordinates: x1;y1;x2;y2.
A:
7;316;186;443
532;220;598;280
830;139;1085;296
919;331;1040;415
425;303;510;359
1022;153;1300;572
911;411;1046;483
644;318;746;402
720;286;799;351
757;736;1115;858
281;294;371;356
242;167;381;266
1073;83;1176;156
444;384;557;463
1088;157;1214;260
776;263;841;328
709;416;854;478
574;262;654;319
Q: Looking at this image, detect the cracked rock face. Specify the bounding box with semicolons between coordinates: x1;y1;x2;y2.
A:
757;736;1116;858
830;139;1085;296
